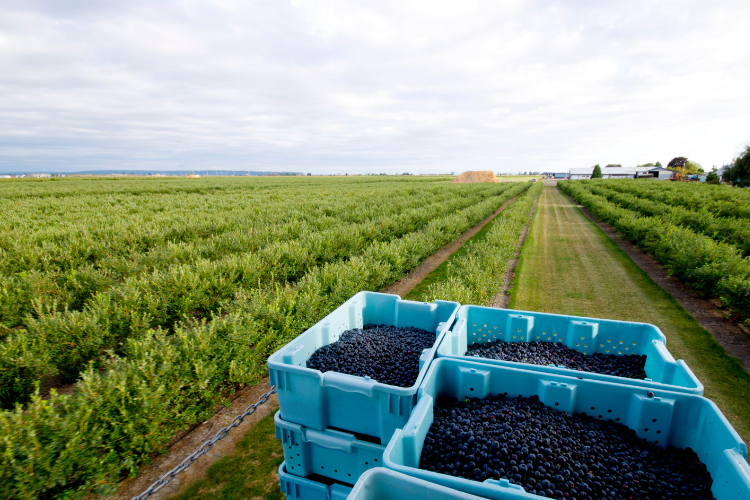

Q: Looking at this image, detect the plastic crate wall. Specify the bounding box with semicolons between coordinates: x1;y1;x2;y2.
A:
276;411;385;484
438;305;702;394
348;468;530;500
268;291;460;444
279;463;352;500
384;358;750;500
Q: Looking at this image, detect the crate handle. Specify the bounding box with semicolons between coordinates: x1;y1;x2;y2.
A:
322;371;376;396
303;428;355;452
483;477;526;491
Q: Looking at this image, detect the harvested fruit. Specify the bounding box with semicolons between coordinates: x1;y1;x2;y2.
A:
306;324;435;387
467;340;647;379
419;393;713;500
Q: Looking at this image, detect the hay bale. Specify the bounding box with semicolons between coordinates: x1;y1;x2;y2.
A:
451;171;500;183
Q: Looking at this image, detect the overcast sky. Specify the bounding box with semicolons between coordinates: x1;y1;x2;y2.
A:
1;1;749;174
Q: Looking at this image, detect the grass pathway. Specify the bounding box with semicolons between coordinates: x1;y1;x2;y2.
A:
509;186;750;444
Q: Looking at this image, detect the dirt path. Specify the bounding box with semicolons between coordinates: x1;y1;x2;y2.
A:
382;192;523;297
489;190;542;308
114;379;278;500
510;185;750;443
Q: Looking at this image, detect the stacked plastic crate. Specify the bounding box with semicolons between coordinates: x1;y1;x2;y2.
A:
269;296;750;500
385;305;750;500
267;292;460;500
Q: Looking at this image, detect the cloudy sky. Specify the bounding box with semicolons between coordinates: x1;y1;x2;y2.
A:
1;1;749;174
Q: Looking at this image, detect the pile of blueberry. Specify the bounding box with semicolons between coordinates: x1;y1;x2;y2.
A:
418;394;713;500
467;340;647;379
306;324;435;387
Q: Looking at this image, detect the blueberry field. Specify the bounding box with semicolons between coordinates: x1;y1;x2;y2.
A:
0;176;534;498
2;176;749;500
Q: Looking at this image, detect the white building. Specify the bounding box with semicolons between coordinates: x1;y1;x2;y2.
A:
570;167;595;180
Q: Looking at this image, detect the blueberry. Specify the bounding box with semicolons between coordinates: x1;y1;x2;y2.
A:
306;324;434;387
418;392;714;500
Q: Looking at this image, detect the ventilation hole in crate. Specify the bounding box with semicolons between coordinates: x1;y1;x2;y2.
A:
554;332;558;336
472;333;476;336
633;342;636;345
625;347;629;350
374;459;378;462
548;337;552;340
606;349;610;353
581;412;587;416
483;334;487;337
598;415;603;419
584;344;588;347
335;470;338;473
296;443;299;447
644;428;649;432
504;392;508;395
365;462;369;465
608;409;612;413
518;329;521;333
655;440;660;444
494;326;497;329
619;341;623;344
543;331;546;334
297;453;300;456
600;344;604;347
493;335;497;338
590;406;595;410
484;324;487;327
348;474;351;477
513;335;517;339
291;466;294;469
618;351;622;354
470;388;474;391
474;323;477;326
554;402;559;406
576;343;580;346
479;328;482;332
607;339;611;343
583;351;587;354
615;418;620;421
652;418;657;422
321;466;325;469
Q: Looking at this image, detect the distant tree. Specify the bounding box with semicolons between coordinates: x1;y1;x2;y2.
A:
722;145;750;187
604;164;622;168
637;162;655;168
683;160;702;175
706;167;720;184
667;157;688;171
592;164;602;178
655;161;663;167
307;173;312;176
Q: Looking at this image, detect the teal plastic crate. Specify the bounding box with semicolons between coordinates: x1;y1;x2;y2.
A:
276;411;385;484
268;291;460;444
348;468;528;500
438;305;703;394
384;358;750;500
279;462;352;500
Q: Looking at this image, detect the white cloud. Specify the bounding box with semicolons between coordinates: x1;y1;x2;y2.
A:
0;0;749;173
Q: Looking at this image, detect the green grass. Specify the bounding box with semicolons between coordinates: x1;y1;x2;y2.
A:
169;412;284;500
509;186;750;445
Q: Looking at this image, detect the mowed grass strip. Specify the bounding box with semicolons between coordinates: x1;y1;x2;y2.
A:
509;186;750;445
169;411;284;500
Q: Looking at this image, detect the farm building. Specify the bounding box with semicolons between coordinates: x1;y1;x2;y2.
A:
570;167;594;180
554;172;570;180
